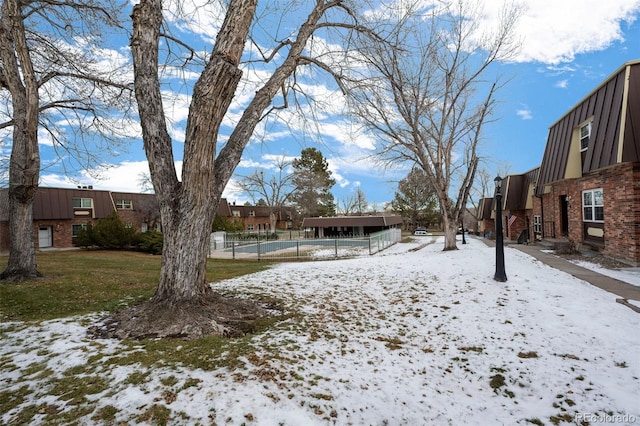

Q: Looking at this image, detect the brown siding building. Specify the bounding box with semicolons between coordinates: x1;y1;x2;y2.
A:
0;187;160;250
534;60;640;265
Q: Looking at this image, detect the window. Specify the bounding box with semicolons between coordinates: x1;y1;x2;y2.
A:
72;198;93;209
248;210;255;217
580;122;591;151
533;215;542;233
71;223;87;237
247;224;254;231
232;210;241;217
141;223;148;233
116;199;133;209
582;189;604;222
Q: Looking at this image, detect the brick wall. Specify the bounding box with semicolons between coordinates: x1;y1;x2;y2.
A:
539;162;640;265
501;210;526;241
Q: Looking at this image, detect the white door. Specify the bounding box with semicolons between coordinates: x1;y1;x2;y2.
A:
38;226;53;248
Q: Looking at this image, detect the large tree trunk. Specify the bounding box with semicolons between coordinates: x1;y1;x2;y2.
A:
104;0;262;339
130;0;253;305
0;0;41;281
442;214;458;251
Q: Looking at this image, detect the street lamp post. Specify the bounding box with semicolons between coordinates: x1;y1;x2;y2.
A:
494;176;507;282
461;220;466;244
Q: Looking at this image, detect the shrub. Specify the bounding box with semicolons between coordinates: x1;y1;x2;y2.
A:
76;213;137;249
135;231;163;254
75;223;97;248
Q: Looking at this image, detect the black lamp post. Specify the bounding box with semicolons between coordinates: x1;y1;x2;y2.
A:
461;220;466;244
494;176;507;282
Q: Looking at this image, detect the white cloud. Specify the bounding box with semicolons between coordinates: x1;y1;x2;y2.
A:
555;79;569;89
516;106;533;120
506;0;640;64
385;0;640;65
40;161;184;193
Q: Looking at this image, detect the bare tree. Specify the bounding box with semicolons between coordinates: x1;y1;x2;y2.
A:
0;0;134;280
236;156;295;231
349;0;520;250
115;0;383;339
337;193;357;215
354;185;368;214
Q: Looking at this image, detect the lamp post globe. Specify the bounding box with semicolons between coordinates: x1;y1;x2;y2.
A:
494;176;507;282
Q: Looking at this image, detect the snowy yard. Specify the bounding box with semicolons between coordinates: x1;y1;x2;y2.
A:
1;236;639;425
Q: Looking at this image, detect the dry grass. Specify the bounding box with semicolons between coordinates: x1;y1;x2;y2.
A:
0;250;270;321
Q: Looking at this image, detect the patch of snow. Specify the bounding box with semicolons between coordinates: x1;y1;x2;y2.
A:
1;237;639;425
568;259;640;288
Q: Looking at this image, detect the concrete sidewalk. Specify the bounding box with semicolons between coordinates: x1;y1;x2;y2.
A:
480;238;640;312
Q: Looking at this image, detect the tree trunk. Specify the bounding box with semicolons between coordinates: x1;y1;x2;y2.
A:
152;202;214;303
442;214;458;251
131;0;254;305
0;0;41;281
1;193;39;280
114;0;348;339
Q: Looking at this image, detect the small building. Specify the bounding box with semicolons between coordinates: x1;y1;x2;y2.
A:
477;197;495;238
226;202;296;233
500;167;539;242
301;215;403;238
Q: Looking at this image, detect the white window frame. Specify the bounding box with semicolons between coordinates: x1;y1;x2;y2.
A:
116;199;133;209
533;215;542;233
232;210;241;217
580;122;591;152
248;210;255;217
72;198;93;209
247;224;254;231
582;188;604;223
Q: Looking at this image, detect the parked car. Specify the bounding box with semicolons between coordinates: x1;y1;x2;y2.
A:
414;227;430;236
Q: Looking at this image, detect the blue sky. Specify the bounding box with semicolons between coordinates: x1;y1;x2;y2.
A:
31;0;640;209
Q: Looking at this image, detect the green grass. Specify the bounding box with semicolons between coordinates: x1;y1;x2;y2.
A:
0;250;270;322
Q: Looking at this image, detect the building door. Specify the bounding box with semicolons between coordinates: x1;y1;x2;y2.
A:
560;195;569;236
38;226;53;248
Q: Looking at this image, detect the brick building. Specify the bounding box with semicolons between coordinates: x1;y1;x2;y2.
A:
0;187;299;251
225;202;296;233
0;187;160;250
533;60;640;265
498;168;538;243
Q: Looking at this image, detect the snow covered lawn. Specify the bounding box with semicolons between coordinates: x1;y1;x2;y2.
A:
1;237;639;425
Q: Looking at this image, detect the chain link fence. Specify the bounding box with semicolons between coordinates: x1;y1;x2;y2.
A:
209;228;402;260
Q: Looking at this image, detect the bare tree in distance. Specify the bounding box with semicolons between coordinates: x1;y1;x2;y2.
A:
111;0;386;339
0;0;134;281
336;185;367;215
349;0;521;251
354;185;368;215
236;156;295;231
337;193;357;215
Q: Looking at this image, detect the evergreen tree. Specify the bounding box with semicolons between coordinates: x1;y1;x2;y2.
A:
291;148;336;217
392;167;439;229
